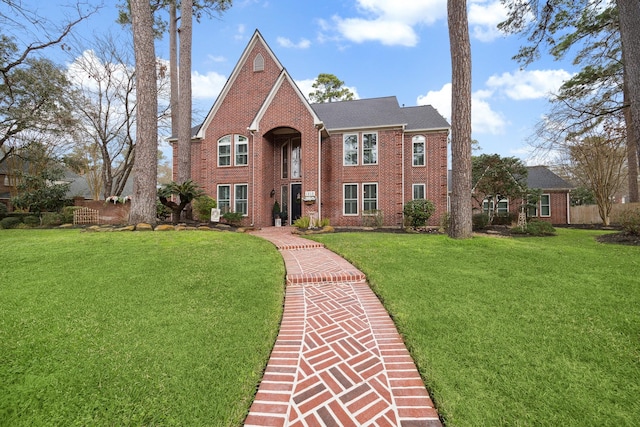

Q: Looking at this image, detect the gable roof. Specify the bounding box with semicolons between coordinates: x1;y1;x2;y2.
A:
526;166;573;190
311;96;449;132
196;30;283;139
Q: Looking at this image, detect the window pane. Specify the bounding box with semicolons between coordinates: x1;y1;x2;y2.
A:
541;194;551;216
413;184;425;200
291;139;301;178
235;184;248;215
344;134;358;165
218;185;230;213
344;184;358;215
281;144;288;178
363;133;377;164
218;136;231;166
235;135;248;166
413;136;425;166
363;184;377;211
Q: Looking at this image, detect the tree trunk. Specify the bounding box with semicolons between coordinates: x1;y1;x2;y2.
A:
624;77;639;202
176;0;192;184
129;0;158;225
169;0;179;151
618;0;640;202
447;0;473;239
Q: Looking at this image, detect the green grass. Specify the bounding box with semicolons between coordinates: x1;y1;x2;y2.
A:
308;229;640;427
0;229;285;426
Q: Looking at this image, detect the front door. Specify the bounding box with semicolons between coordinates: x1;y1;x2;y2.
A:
291;183;302;222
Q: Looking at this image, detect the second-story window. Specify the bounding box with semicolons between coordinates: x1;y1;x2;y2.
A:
235;135;248;166
218;136;231;166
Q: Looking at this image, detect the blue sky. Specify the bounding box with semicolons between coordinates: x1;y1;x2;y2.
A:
33;0;577;164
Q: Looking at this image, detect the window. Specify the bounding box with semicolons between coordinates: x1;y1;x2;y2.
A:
343;134;358;165
362;133;378;164
413;135;425;166
218;136;231;166
483;198;508;214
218;185;230;213
235;184;248;216
281;185;289;217
253;53;264;72
363;183;378;212
291;138;301;178
235;135;248;166
540;194;551;217
281;143;289;178
344;184;358;215
413;184;425;200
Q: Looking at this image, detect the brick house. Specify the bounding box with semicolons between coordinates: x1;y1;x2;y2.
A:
470;165;573;225
175;30;450;228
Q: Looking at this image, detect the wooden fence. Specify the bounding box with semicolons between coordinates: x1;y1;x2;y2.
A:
570;202;640;224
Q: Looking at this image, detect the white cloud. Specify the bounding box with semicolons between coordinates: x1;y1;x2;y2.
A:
191;70;227;99
468;0;509;42
486;69;573;100
332;17;418;46
277;37;311;49
417;83;507;134
207;54;226;63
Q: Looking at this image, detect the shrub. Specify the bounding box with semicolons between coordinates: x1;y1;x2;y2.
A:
511;220;556;236
362;210;384;228
1;217;21;229
472;213;489;230
41;212;62;227
293;216;311;229
617;207;640;235
222;211;243;226
403;199;435;228
0;202;7;217
440;212;450;232
61;206;82;224
493;212;517;225
317;217;330;227
23;215;40;227
157;201;171;221
193;196;217;222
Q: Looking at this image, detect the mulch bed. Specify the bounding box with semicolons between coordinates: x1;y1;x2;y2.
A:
596;232;640;246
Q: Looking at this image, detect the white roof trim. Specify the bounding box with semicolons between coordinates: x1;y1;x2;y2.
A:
249;70;324;132
196;30;283;139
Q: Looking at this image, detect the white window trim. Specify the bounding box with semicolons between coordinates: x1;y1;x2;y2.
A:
362;182;378;214
483;198;509;214
234;183;249;217
343;134;359;166
234;135;248;166
362;132;378;165
412;183;426;200
412;135;426;167
540;193;551;217
343;183;358;216
253;53;264;72
218;136;231;167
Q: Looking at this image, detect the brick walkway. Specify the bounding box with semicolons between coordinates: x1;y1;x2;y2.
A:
245;227;442;427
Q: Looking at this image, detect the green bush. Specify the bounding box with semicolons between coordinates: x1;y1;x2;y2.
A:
193;195;217;222
617;207;640;235
362;210;384;228
472;213;489;230
511;220;556;236
222;211;243;226
493;212;517;225
61;206;82;224
293;216;311;229
23;215;40;227
0;217;21;229
157;200;171;221
0;202;7;217
41;212;62;227
317;217;330;227
403;199;435;228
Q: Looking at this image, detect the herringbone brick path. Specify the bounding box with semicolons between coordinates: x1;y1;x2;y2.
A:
246;227;442;427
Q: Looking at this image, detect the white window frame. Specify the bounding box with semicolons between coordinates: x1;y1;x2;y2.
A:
217;185;231;213
234;184;248;216
343;183;358;216
412;135;425;167
218;135;231;167
540;194;551;217
363;183;378;213
343;134;358;166
234;135;248;166
413;183;426;200
362;132;378;165
483;198;509;214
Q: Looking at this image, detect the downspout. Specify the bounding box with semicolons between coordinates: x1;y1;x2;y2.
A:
318;126;323;222
249;129;255;226
567;192;571;225
401;125;406;228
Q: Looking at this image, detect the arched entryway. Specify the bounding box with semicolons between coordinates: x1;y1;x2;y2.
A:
265;127;302;225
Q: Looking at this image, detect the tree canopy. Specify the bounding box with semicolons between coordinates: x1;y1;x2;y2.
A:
308;73;355;103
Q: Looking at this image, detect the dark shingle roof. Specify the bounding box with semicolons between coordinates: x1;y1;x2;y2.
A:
526;166;573;190
311;96;449;131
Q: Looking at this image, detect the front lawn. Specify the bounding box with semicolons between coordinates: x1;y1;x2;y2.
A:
309;229;640;426
0;230;284;426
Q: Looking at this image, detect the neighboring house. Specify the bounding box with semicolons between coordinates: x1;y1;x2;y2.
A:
175;30;450;228
467;165;573;225
0;162;15;210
